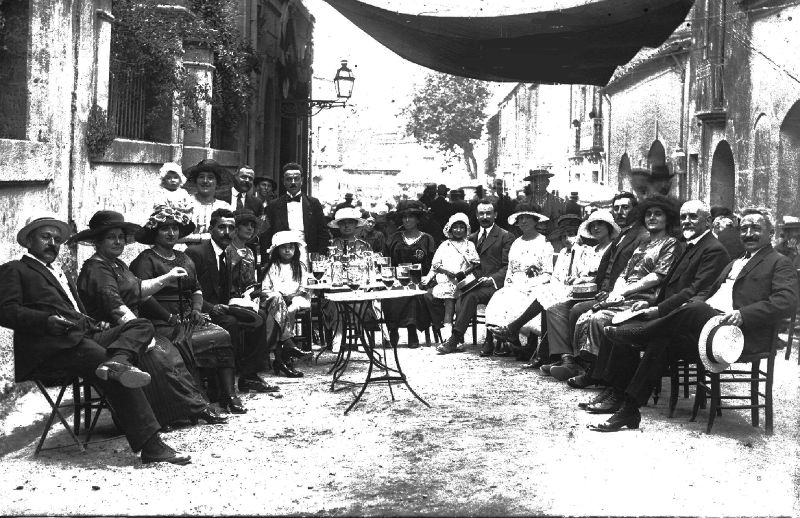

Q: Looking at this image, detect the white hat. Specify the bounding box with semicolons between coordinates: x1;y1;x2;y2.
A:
16;213;72;247
159;162;182;179
267;230;306;255
443;212;471;238
508;209;549;226
697;315;745;373
579;209;621;241
328;207;366;228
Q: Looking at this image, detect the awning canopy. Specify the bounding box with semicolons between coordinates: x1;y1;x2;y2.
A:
323;0;694;85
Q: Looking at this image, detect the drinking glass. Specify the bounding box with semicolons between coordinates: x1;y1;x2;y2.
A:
312;260;327;282
396;264;411;290
346;265;363;292
376;256;391;276
381;267;396;289
409;263;423;289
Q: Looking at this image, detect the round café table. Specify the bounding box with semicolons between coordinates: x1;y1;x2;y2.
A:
325;287;432;414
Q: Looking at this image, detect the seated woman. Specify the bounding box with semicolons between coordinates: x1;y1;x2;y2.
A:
483;205;554;346
424;212;479;342
229;208;260;292
261;231;311;378
73;210;228;428
130;205;245;414
382;200;435;348
569;195;680;388
329;207;372;256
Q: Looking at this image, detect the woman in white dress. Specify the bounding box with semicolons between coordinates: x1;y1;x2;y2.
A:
180;159;233;244
484;205;553;333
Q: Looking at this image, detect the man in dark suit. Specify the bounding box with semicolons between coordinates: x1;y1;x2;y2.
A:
186;209;280;392
217;165;262;213
262;162;330;260
541;192;648;382
0;214;190;464
578;200;730;411
436;198;515;355
593;208;798;431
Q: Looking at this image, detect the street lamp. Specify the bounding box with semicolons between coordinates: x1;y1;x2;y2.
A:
281;60;356;118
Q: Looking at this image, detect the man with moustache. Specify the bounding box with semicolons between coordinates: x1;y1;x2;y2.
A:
218;165;261;212
186;209;276;393
594;209;797;431
435;199;515;355
580;200;730;417
0;214;191;464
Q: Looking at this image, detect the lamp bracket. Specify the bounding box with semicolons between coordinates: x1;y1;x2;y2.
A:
281;99;347;118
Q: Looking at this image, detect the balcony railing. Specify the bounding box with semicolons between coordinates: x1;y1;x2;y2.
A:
108;60;147;140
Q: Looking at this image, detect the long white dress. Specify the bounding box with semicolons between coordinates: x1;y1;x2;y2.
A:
427;239;480;299
536;241;611;309
484;234;554;327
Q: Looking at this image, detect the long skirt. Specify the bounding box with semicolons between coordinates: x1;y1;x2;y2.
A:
382;296;431;329
136;334;208;427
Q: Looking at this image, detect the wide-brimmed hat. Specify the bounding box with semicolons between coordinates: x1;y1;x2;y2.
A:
635;194;681;229
781;216;800;231
443;212;471;238
507;203;549;226
698;315;744;373
394;200;427;220
523;169;554;181
183;158;229;184
68;210;141;245
135;205;196;245
267;230;306;255
253;176;277;190
329;207;366;228
16;213;72;247
579;209;621;241
233;208;258;227
159;162;182;179
550;214;583;240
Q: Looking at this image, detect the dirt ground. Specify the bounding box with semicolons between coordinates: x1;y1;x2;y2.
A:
1;332;799;517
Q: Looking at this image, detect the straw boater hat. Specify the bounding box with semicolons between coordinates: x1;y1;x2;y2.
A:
579;209;621;241
183;158;229;184
267;230;306;255
523;169;554;181
16;213;72;247
134;205;196;245
507;204;549;226
697;315;745;373
68;210;141;246
328;207;366;228
443;212;471;238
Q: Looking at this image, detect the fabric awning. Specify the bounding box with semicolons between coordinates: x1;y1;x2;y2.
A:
323;0;694;85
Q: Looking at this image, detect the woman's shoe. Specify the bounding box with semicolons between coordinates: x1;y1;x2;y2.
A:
189;406;229;425
220;396;247;414
273;358;304;378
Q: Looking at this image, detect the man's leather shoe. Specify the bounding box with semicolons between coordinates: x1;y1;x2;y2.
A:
478;340;494;357
95;361;151;388
189;406;229;425
141;434;192;465
272;359;303;378
238;376;281;392
223;397;247;414
567;373;599;389
587;390;624;414
550;358;584;381
436;337;459;355
283;344;310;359
590;403;641;432
578;387;613;410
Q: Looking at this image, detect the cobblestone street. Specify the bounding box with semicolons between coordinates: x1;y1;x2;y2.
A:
2;338;798;516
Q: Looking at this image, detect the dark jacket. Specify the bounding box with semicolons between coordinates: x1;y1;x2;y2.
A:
656;231;730;316
694;245;798;355
263;193;330;257
0;256;92;381
185;240;227;309
594;223;649;293
468;225;515;289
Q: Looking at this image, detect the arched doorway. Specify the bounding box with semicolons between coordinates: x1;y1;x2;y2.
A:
647;140;666;169
617;153;631;191
710;141;735;210
779;101;800;217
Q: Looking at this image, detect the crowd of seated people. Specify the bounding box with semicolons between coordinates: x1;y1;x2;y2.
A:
3;161;799;470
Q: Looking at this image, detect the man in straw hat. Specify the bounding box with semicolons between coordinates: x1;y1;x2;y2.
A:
0;213;191;464
595;208;797;431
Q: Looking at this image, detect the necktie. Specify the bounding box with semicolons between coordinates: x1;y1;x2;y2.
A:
477;230;487;249
219;251;231;301
236;192;244;210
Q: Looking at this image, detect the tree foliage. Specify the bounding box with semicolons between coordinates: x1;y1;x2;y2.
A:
404;73;491;179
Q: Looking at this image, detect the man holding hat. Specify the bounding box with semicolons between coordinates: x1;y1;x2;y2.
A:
0;214;191;464
522;169;564;245
595;208;797;431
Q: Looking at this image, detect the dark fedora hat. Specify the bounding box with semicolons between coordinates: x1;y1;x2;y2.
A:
135;206;196;245
68;210;141;245
523;169;554;181
183;158;230;184
253;176;277;189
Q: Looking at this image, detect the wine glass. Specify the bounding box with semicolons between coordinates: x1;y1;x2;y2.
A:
381;267;395;289
409;263;423;289
312;259;327;282
346;265;362;292
376;256;390;276
396;264;411;290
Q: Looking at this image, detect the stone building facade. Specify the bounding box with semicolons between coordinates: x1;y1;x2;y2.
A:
0;0;313;392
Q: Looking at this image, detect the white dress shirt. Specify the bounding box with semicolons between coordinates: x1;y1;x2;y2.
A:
25;253;80;312
704;247;760;313
286;193;306;242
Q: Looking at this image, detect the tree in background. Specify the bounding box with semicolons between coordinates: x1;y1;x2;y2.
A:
404;73;491;179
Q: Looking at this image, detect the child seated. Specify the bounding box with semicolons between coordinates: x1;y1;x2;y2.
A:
158;162;193;210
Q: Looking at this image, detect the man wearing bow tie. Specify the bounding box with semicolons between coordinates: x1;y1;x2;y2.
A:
261;163;330;262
